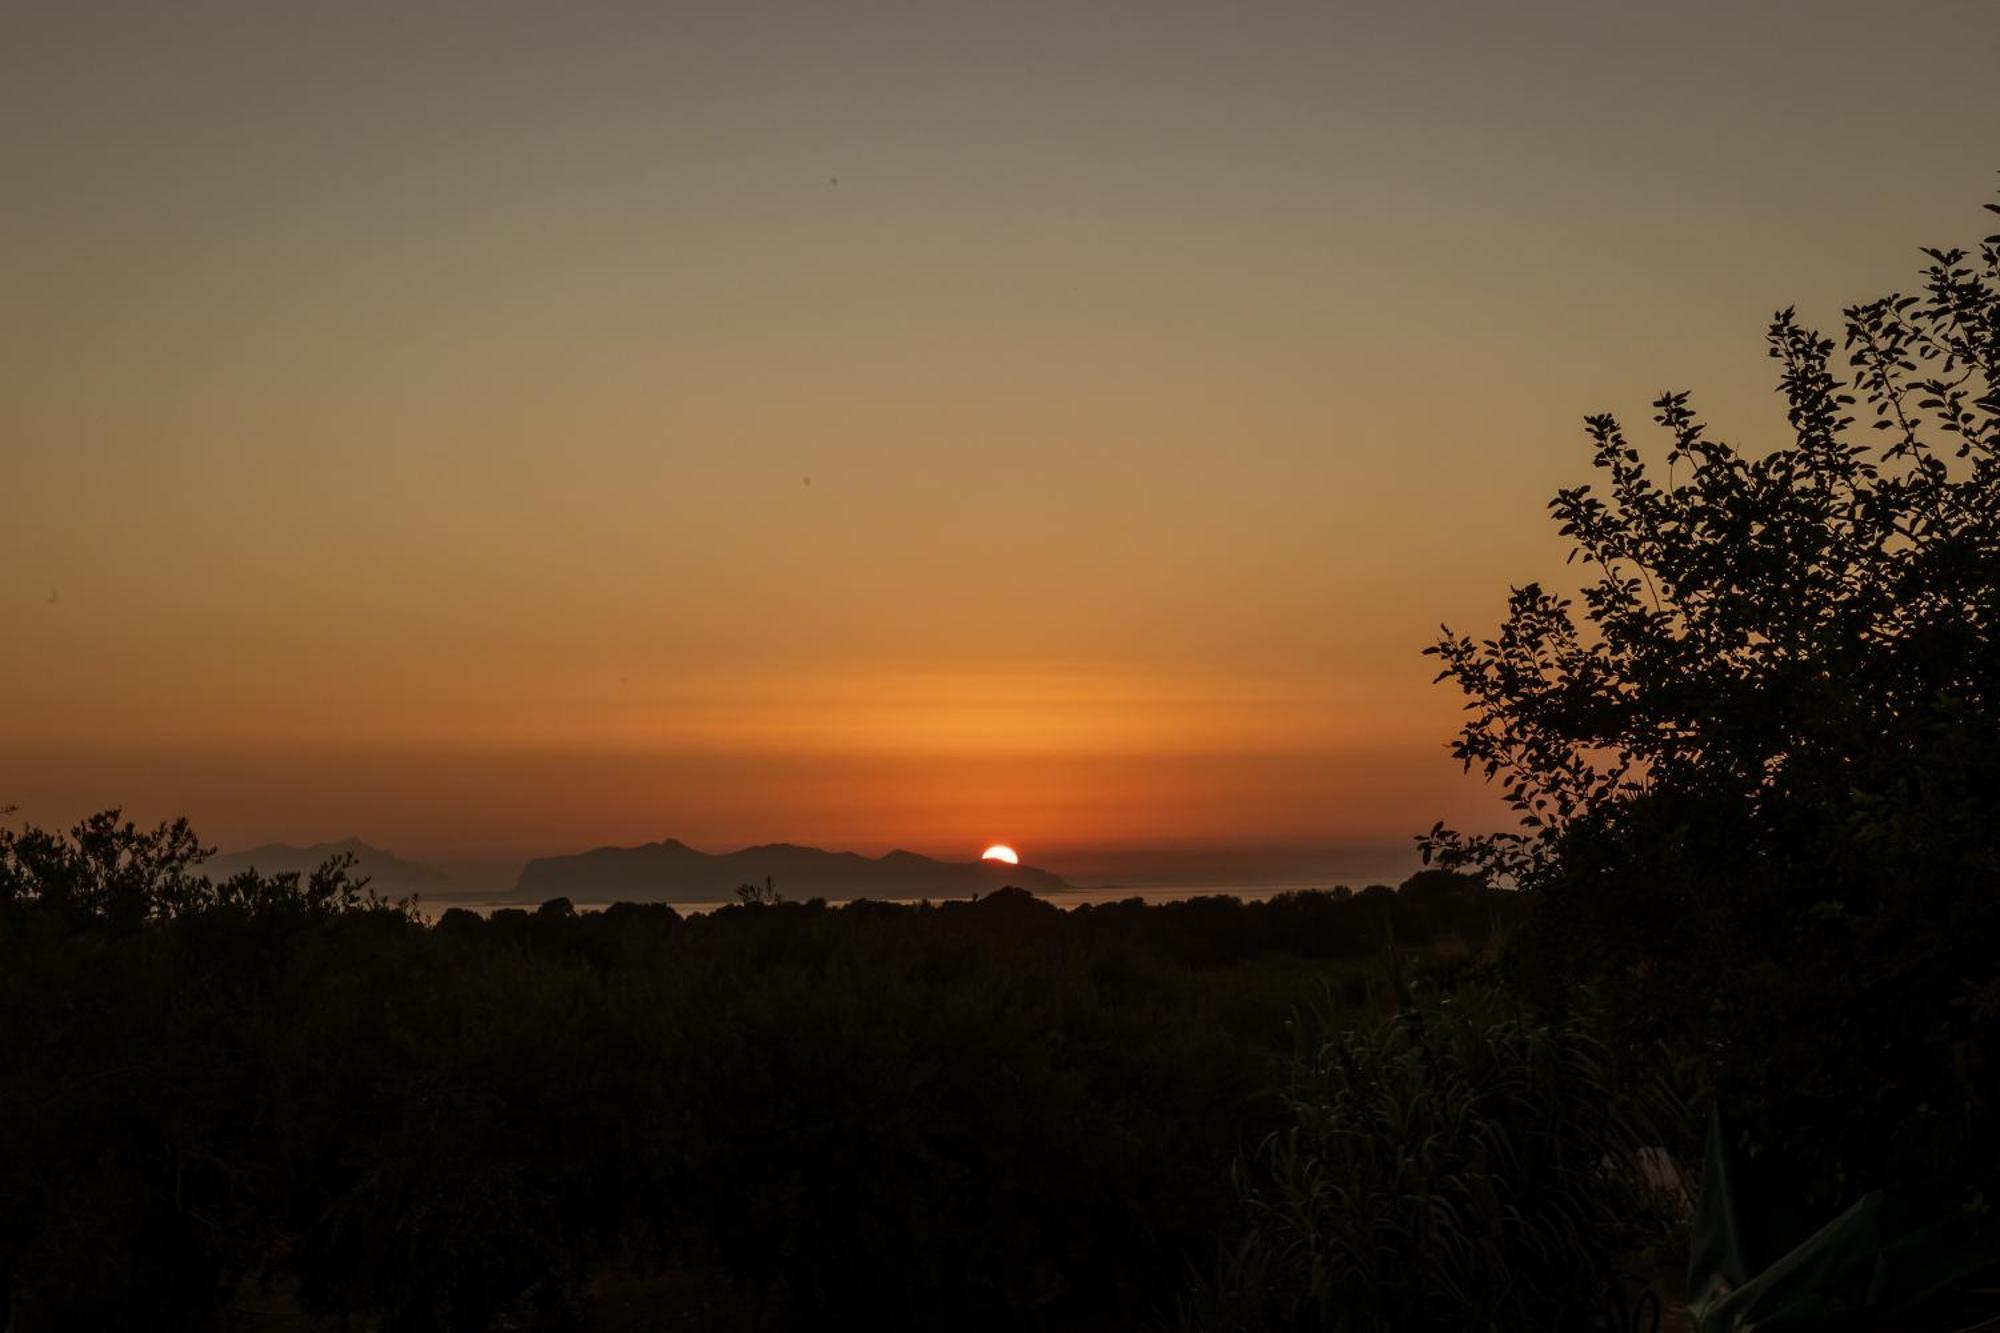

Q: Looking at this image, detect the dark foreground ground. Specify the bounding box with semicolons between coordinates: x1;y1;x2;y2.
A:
14;841;1601;1332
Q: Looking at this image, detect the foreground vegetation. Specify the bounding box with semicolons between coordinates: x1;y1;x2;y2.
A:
1421;187;2000;1326
3;818;1572;1331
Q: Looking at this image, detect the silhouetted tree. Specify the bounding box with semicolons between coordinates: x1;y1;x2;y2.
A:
1425;189;2000;1218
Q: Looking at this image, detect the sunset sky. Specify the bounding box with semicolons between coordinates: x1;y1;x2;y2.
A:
5;2;1998;885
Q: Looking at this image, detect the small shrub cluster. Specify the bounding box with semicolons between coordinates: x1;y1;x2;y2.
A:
1187;993;1680;1332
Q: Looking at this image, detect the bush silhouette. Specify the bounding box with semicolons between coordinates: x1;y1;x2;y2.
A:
1192;991;1679;1332
1425;189;2000;1225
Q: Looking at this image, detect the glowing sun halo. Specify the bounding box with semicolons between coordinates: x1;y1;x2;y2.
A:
981;844;1020;865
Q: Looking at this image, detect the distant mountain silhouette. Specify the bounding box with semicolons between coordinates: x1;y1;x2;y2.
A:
202;838;449;896
513;839;1070;904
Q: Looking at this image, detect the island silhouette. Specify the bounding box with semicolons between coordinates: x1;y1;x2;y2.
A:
199;838;449;899
511;838;1071;904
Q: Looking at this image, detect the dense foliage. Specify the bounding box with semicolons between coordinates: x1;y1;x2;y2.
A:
1192;993;1679;1333
1425;195;2000;1226
0;812;1517;1331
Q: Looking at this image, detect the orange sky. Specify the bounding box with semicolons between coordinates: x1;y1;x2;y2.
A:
5;2;1998;883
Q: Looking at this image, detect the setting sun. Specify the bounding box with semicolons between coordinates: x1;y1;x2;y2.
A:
5;4;1995;1321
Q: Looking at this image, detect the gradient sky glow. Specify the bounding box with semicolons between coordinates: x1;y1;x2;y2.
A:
6;2;1999;883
